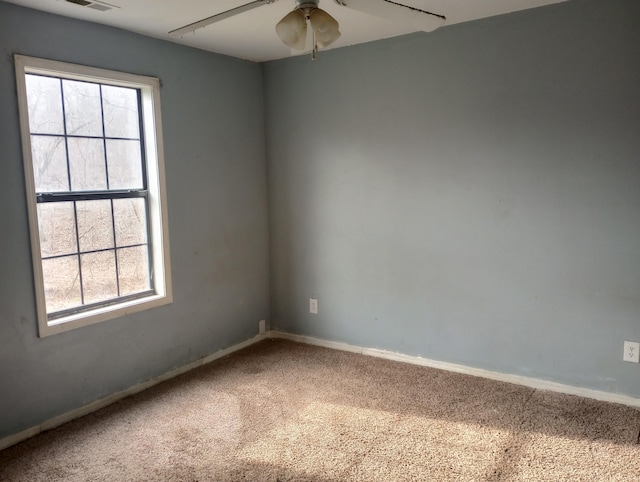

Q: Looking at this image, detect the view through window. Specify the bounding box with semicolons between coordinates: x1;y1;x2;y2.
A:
29;74;151;314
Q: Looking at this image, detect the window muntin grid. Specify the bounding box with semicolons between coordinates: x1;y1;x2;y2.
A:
26;73;153;319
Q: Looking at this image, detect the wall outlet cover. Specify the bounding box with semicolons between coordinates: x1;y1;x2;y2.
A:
310;298;318;315
259;319;266;334
623;341;640;363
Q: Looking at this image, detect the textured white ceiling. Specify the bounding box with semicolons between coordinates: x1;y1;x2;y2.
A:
5;0;568;62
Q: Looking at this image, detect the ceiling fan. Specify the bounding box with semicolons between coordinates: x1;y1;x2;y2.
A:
169;0;446;59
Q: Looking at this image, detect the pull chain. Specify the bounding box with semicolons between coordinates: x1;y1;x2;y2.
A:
312;31;317;60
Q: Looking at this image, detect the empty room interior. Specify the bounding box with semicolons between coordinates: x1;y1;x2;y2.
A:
0;0;639;479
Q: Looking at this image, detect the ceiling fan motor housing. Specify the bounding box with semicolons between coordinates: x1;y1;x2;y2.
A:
296;0;320;9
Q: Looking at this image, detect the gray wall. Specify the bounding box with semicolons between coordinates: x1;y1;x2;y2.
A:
0;2;269;439
265;0;640;397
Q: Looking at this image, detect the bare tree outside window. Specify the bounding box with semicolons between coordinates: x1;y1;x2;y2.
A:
26;74;152;317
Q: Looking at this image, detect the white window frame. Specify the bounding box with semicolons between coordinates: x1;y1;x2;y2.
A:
15;55;172;337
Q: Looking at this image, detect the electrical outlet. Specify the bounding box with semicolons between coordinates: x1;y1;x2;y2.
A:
258;319;266;335
309;298;318;315
623;341;640;363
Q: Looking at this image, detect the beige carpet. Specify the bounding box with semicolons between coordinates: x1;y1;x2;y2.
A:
1;339;639;481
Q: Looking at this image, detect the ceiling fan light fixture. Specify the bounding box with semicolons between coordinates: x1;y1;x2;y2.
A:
275;10;308;50
309;8;341;47
275;2;341;57
170;0;446;60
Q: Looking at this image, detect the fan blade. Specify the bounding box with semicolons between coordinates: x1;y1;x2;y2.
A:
310;8;341;48
170;0;276;37
276;10;308;51
334;0;445;32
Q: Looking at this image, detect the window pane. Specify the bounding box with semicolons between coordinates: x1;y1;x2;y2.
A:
63;79;103;137
76;200;114;252
25;75;64;135
31;135;69;192
38;202;77;257
81;251;118;304
42;255;81;313
117;246;150;296
102;85;140;139
68;137;107;191
106;139;143;189
113;198;147;247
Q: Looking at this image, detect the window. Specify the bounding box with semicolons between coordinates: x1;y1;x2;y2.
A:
15;55;172;337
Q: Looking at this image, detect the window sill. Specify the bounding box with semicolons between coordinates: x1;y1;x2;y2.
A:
40;293;172;337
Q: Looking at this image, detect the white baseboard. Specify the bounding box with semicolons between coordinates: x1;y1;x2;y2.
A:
268;330;640;409
0;333;268;451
